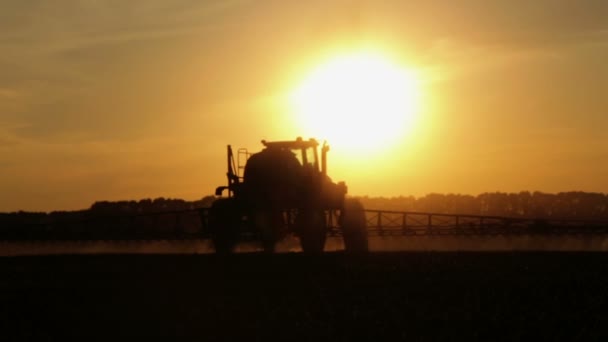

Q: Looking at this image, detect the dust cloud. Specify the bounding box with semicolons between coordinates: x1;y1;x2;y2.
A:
1;235;607;256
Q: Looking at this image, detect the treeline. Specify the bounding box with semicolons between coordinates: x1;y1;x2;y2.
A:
88;196;217;216
357;191;608;220
0;196;217;239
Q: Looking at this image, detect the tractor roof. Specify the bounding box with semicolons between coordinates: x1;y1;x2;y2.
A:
261;137;319;150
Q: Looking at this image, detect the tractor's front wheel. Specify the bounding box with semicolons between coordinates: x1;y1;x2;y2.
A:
208;198;240;254
251;210;284;253
341;199;369;253
298;210;327;254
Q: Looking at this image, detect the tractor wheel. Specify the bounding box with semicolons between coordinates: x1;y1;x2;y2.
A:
341;199;369;253
298;210;327;254
208;198;240;254
251;210;283;253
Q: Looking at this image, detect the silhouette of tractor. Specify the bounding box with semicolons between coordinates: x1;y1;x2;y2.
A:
209;137;368;253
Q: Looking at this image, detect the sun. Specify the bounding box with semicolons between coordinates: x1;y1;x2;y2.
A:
289;51;421;154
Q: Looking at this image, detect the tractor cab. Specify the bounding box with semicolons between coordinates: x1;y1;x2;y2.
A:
215;137;330;198
260;137;324;174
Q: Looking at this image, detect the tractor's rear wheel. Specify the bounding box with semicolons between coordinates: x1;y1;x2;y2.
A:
298;210;327;254
208;198;240;254
341;199;369;253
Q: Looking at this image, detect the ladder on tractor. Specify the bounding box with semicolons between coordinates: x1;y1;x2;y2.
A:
222;146;252;197
236;148;251;180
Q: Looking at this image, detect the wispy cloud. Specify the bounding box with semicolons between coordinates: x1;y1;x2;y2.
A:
0;87;19;99
0;0;251;53
0;0;253;143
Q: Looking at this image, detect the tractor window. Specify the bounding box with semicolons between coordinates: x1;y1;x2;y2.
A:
300;147;317;169
283;146;318;171
290;148;312;167
291;149;305;166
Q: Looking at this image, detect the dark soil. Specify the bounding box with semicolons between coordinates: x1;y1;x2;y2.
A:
1;252;608;341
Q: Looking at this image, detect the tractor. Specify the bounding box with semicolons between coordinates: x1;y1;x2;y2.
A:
209;137;368;253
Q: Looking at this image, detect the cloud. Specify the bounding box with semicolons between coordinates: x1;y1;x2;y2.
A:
0;137;18;150
0;0;251;53
0;0;257;145
0;87;19;98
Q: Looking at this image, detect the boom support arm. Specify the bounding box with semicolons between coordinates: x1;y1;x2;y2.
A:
215;145;239;196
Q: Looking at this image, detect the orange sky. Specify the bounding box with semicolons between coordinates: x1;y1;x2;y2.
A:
1;0;607;211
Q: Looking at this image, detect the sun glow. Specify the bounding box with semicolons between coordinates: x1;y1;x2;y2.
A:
289;51;422;154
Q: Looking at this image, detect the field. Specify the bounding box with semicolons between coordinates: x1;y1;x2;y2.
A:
2;250;608;340
2;235;608;257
